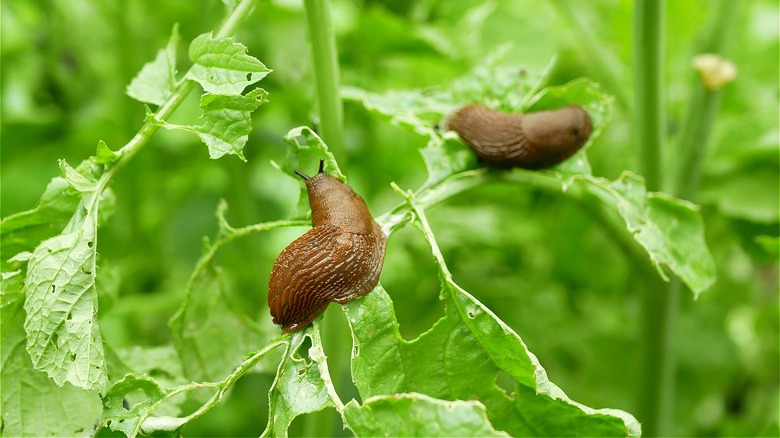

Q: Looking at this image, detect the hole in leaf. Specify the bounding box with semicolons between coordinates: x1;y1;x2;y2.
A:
246;73;252;81
122;398;130;410
50;285;56;294
52;332;59;347
353;345;360;357
467;310;476;319
297;368;306;377
494;370;515;395
87;241;94;248
67;312;73;321
123;389;150;411
293;336;313;360
209;75;215;81
70;353;76;361
82;267;92;275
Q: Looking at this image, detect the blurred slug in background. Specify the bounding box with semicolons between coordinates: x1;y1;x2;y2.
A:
268;159;386;332
446;104;592;169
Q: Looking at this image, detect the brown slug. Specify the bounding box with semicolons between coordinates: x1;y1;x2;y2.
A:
445;104;592;169
268;159;386;332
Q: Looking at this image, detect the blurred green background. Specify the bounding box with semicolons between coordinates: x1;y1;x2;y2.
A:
1;0;777;436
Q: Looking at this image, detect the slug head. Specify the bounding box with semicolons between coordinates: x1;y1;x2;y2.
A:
521;105;592;157
295;159;375;235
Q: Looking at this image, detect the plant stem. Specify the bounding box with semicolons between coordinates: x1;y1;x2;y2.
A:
634;0;665;192
671;0;739;198
304;0;346;168
303;1;348;435
633;1;671;436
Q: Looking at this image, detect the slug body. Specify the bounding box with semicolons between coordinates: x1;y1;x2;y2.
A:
446;104;592;169
268;159;386;332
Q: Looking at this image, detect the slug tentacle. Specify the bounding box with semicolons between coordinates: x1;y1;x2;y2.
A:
268;160;386;332
446;104;592;169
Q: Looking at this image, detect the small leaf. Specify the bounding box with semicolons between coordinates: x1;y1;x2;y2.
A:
59;159;97;193
127;24;180;105
163;88;268;161
94;140;121;165
101;374;169;436
185;32;271;95
344;393;509;437
279;126;344;217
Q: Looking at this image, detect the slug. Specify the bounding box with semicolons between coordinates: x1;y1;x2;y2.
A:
445;104;592;169
268;159;386;332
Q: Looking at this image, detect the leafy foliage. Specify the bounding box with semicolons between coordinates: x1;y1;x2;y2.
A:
1;0;777;437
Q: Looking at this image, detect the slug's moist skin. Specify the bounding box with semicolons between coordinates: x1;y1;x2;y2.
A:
268;159;386;332
446;104;592;169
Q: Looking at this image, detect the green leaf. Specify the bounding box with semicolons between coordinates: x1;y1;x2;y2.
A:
277;126;344;217
101;374;170;436
699;145;780;224
344;393;509;437
126;24;179;106
94;140;121;165
262;329;342;438
1;177;79;259
342;286;639;437
185;32;271;95
163;88;267;161
169;264;268;384
2;295;102;437
22;160;109;391
579;171;717;296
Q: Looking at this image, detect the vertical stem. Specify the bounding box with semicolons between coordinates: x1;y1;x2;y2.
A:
303;1;348;435
634;0;665;192
304;0;346;168
634;1;671;436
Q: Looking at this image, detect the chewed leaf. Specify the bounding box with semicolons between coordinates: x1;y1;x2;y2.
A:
185;32;271;95
342;285;640;437
102;374;169;436
163;88;268;161
344;393;509;437
23;211;107;391
2;296;103;437
573;172;717;296
279;126;344;217
262;330;341;438
127;24;179;106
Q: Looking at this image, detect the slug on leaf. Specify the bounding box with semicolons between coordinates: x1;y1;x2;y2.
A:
445;104;592;169
268;159;386;332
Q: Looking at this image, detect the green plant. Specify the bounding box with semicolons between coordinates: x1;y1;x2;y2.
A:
2;0;777;437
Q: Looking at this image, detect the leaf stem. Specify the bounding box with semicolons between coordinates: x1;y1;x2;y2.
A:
304;0;346;168
633;1;672;436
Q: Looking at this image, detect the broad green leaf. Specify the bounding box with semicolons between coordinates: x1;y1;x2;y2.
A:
22;160;108;391
348;54;714;296
164;88;267;161
2;295;102;437
344;393;509;437
126;24;179;106
185;32;271;95
169;264;267;384
342;286;639;437
262;329;342;438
